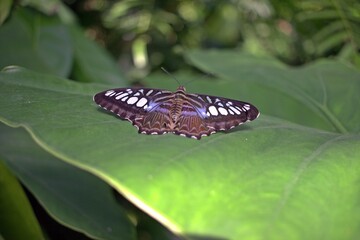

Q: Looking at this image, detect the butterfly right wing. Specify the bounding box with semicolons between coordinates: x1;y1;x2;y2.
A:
185;92;259;133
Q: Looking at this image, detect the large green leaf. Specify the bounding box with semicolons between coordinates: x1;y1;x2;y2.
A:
0;8;73;77
0;60;359;240
0;123;136;240
70;26;126;85
0;7;126;85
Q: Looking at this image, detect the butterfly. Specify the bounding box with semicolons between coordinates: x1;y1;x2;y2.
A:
93;86;259;139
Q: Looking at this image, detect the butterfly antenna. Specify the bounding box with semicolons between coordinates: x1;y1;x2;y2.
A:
161;67;182;86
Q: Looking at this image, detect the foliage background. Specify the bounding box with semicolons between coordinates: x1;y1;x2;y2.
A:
0;0;359;240
67;0;360;77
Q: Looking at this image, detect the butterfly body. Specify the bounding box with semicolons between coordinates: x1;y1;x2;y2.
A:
94;86;259;139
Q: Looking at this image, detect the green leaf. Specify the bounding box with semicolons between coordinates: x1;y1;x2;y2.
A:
0;123;136;240
296;9;340;21
0;59;359;240
0;6;126;84
70;25;127;85
312;20;344;42
0;160;45;240
185;49;360;133
0;8;73;77
19;0;75;22
0;0;12;25
315;31;349;56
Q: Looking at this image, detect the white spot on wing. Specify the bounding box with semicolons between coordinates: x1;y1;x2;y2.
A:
229;106;240;114
234;106;242;112
208;106;218;116
115;93;128;100
218;107;228;115
121;96;129;101
136;97;148;107
146;89;153;96
244;104;251;110
134;92;141;96
127;97;138;105
139;89;144;94
206;96;212;103
105;90;114;96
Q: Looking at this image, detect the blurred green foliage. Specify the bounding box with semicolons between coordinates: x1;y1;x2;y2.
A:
4;0;359;78
65;0;360;76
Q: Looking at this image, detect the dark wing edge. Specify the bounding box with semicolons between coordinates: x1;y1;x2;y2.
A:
93;88;144;124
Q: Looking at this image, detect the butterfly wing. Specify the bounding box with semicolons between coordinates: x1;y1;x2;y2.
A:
94;87;260;139
184;93;259;137
93;88;174;134
174;102;212;139
134;101;173;135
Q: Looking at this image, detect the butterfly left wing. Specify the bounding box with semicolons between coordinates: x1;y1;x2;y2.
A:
93;87;173;134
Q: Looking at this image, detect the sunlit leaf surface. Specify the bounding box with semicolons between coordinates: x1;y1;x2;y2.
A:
0;55;359;239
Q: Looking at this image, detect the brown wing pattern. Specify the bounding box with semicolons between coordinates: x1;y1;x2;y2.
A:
173;103;212;139
133;103;172;135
